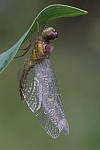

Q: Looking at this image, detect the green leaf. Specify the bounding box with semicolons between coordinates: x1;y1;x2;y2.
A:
0;4;88;74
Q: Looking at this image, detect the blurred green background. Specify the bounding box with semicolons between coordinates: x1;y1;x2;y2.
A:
0;0;100;150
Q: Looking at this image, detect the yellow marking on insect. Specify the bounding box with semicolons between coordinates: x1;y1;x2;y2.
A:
38;43;44;55
31;49;37;60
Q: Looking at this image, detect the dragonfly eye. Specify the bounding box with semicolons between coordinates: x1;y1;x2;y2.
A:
42;27;58;40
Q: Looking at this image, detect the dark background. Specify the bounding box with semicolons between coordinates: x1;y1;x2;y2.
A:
0;0;100;150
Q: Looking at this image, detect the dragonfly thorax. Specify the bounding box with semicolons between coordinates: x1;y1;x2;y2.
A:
30;39;52;64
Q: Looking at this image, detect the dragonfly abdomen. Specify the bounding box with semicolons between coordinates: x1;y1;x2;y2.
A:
19;59;34;101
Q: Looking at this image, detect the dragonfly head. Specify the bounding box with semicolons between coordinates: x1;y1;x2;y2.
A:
42;27;58;41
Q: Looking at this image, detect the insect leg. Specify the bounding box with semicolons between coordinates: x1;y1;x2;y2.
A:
14;44;32;58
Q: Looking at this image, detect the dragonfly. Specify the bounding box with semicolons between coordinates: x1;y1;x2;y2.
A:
19;26;69;139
